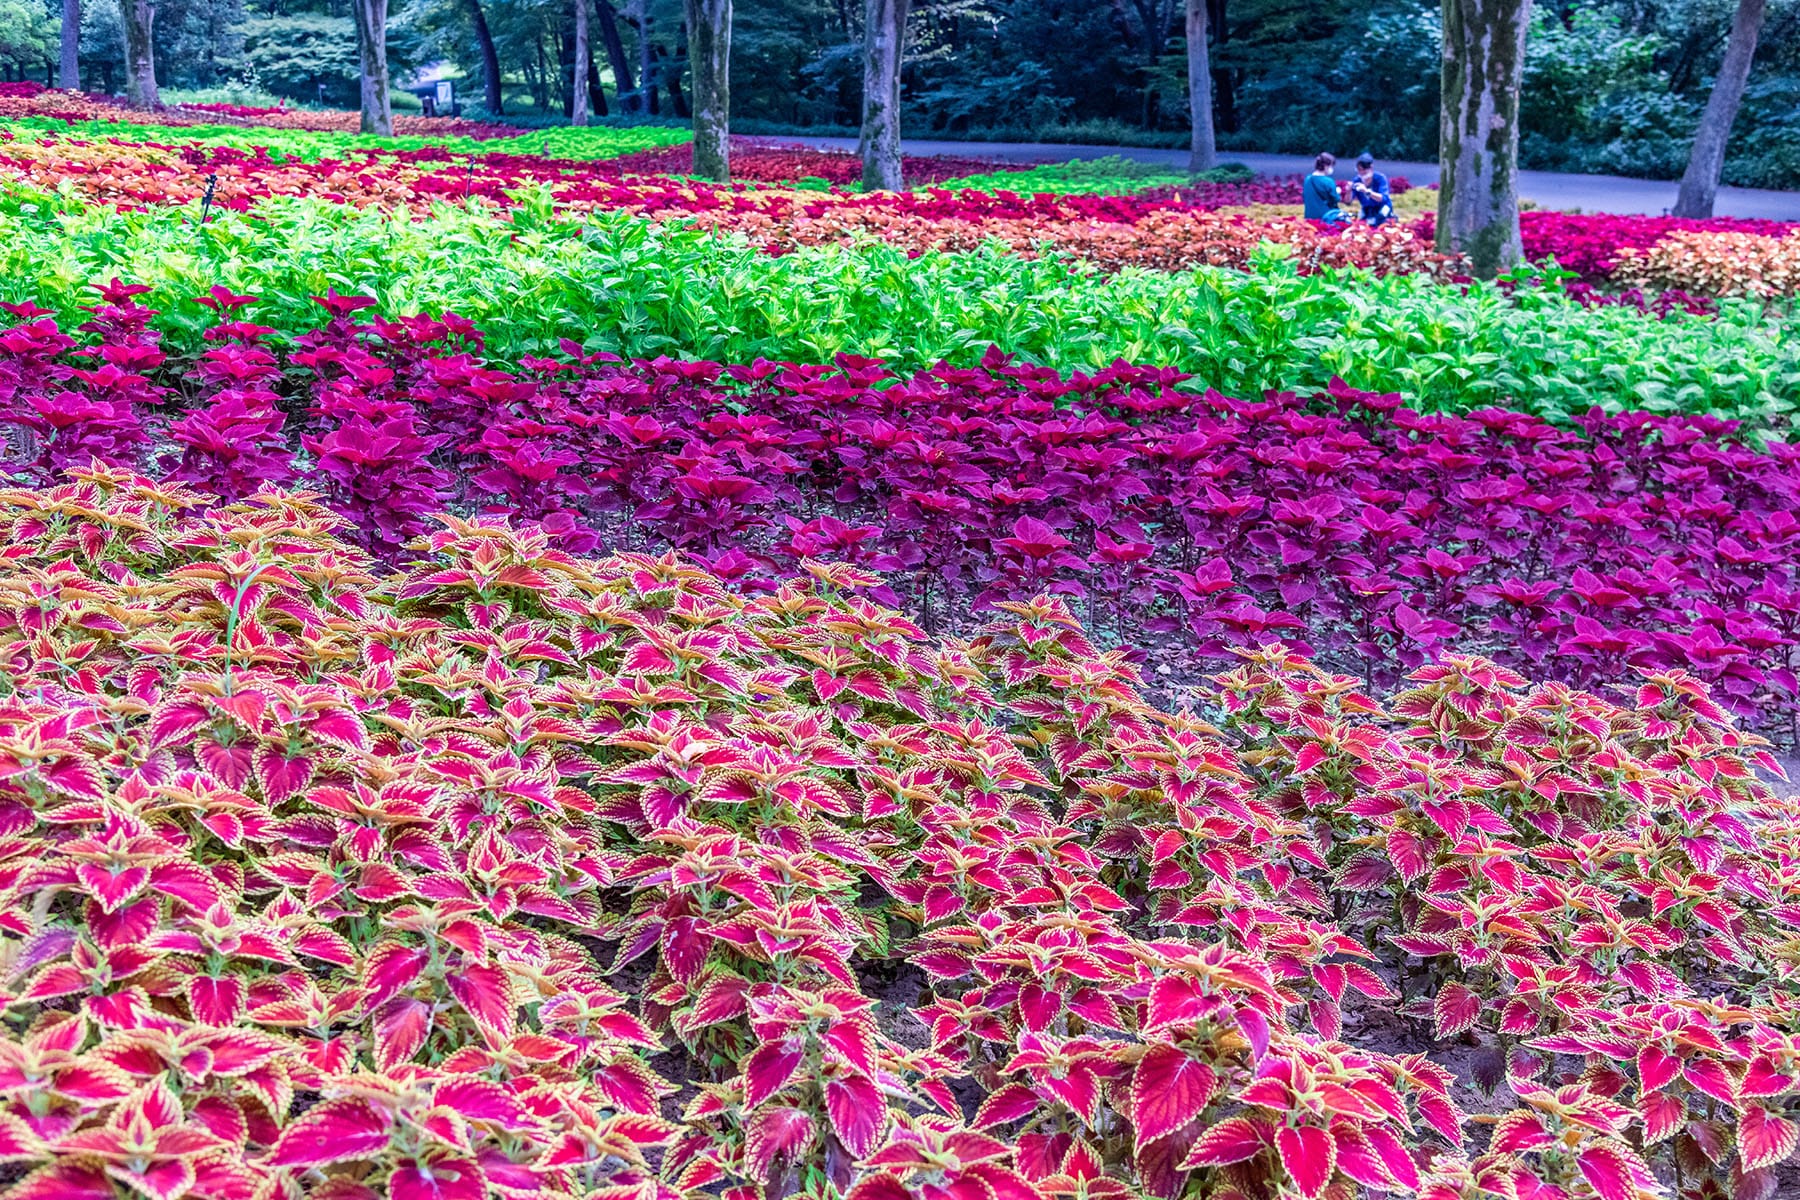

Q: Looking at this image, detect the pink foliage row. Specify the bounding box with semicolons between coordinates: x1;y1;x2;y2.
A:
3;284;1798;736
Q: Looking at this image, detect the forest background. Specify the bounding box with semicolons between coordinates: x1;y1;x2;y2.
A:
0;0;1791;189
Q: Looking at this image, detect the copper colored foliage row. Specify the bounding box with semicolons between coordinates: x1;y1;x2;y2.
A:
0;80;520;138
1;463;1798;1200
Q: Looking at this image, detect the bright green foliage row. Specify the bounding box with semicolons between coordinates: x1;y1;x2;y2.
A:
1;184;1793;423
0;116;693;162
929;156;1251;195
929;156;1194;195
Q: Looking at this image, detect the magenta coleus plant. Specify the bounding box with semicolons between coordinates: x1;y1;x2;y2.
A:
1;287;1796;737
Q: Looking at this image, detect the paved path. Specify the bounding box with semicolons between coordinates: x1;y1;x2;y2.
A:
776;135;1800;220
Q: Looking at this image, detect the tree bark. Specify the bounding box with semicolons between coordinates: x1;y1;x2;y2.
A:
587;41;608;115
1437;0;1530;278
1672;0;1766;218
653;42;687;116
859;0;910;191
1208;0;1235;132
463;0;503;114
681;0;730;179
633;0;658;114
1185;0;1215;172
352;0;393;135
122;0;156;107
572;0;591;124
596;0;637;112
59;0;78;90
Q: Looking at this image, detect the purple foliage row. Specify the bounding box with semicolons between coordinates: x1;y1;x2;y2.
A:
4;283;1798;739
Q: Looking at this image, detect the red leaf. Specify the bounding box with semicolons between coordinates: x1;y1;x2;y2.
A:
1433;982;1481;1039
1361;1124;1420;1190
1575;1143;1635;1200
743;1107;815;1181
742;1038;805;1110
268;1098;390;1166
389;1155;486;1200
1275;1125;1335;1199
825;1074;885;1157
1130;1045;1215;1145
446;963;516;1041
1180;1116;1269;1168
1738;1106;1799;1171
973;1083;1042;1129
1637;1045;1678;1093
1681;1055;1737;1105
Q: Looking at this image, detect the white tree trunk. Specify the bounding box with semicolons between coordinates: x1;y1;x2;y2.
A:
682;0;731;179
1437;0;1531;278
122;0;157;107
353;0;394;136
859;0;909;191
1673;0;1766;218
572;0;591;126
1185;0;1216;173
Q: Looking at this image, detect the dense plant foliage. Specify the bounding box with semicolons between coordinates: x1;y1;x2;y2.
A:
3;287;1798;740
0;464;1794;1200
0;194;1790;422
3;127;1789;301
0;103;695;160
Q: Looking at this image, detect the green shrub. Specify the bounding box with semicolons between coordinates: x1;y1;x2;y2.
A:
0;184;1790;423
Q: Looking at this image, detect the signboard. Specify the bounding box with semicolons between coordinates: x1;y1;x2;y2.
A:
435;81;454;108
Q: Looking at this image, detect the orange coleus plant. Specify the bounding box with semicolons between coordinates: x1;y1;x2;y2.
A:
0;464;1793;1200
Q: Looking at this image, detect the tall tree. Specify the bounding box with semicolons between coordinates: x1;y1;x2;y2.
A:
595;0;637;112
572;0;591;125
859;0;910;190
633;0;655;114
352;0;393;134
58;0;76;89
1437;0;1531;278
122;0;156;106
462;0;502;114
682;0;730;178
1672;0;1766;217
1185;0;1215;172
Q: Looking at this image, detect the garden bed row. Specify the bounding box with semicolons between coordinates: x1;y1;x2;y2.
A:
5;286;1798;738
4;127;1795;297
1;195;1790;423
0;461;1792;1200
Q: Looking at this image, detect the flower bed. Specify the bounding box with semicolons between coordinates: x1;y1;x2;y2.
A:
3;197;1791;421
0;80;522;138
0;463;1795;1200
3;287;1797;737
5;125;1796;298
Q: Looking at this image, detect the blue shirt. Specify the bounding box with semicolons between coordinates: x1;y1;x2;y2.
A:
1303;172;1339;219
1353;171;1391;217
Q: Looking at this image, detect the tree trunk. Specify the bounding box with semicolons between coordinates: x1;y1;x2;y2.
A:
1437;0;1530;278
59;0;78;90
122;0;156;107
596;0;637;112
1185;0;1215;172
860;0;910;190
1672;0;1766;217
352;0;393;135
463;0;502;114
634;0;657;114
587;42;607;115
654;42;687;116
1208;0;1235;132
682;0;730;179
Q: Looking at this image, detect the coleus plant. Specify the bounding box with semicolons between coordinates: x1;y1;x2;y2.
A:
0;466;1797;1200
3;289;1796;743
